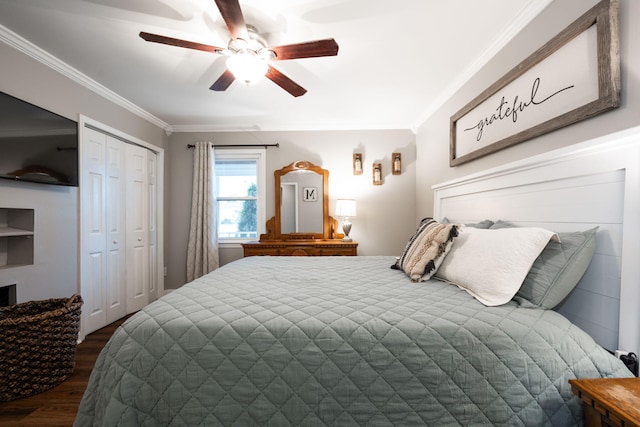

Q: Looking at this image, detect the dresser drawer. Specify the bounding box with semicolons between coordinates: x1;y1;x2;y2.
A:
242;240;358;257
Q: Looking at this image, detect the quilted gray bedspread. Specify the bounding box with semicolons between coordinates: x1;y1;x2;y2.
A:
75;256;631;426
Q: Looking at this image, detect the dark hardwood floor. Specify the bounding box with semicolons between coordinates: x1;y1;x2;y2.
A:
0;315;130;427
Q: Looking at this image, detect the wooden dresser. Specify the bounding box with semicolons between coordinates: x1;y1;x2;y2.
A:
242;239;358;257
250;161;358;258
569;378;640;427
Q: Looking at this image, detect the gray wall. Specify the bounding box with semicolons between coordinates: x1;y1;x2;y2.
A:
166;130;416;289
0;41;168;303
416;0;640;218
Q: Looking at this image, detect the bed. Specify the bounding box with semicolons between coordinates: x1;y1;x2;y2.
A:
75;128;640;426
75;255;630;426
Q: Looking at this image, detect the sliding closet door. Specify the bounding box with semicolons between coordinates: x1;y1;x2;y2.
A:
125;143;150;313
80;121;162;338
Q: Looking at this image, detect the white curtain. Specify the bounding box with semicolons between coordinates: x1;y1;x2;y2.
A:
186;141;219;281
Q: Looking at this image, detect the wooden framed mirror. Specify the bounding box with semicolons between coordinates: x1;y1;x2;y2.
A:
261;160;339;241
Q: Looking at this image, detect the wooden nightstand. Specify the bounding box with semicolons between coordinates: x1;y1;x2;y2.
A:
569;378;640;427
242;240;358;257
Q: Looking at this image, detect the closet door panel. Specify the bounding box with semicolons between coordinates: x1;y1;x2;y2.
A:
105;137;126;322
126;144;149;313
147;152;158;301
80;128;107;334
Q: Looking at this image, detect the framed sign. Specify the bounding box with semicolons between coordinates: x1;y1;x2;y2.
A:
450;0;619;166
303;187;318;202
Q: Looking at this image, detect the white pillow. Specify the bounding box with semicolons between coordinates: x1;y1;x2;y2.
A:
435;226;559;306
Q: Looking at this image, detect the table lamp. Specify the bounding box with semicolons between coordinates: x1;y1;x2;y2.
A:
335;199;357;242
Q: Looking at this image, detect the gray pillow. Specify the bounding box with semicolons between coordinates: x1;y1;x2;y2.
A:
441;218;494;229
489;220;514;229
515;227;599;308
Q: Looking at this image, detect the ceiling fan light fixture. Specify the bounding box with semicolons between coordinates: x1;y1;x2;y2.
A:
226;52;269;85
139;1;338;96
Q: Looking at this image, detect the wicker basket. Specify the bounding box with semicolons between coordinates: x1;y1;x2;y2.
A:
0;294;83;402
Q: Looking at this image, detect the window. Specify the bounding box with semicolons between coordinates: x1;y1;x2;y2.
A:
214;149;265;244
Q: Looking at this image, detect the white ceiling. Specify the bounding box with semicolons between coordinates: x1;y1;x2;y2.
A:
0;0;551;133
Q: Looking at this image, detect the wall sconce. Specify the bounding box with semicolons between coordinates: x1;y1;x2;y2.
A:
392;153;402;175
353;153;363;175
373;163;382;185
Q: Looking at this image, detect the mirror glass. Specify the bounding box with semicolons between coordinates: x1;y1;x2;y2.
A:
280;171;323;233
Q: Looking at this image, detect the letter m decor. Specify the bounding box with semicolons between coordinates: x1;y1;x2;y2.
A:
449;0;620;166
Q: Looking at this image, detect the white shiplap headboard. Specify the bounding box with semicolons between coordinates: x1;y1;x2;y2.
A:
433;126;640;356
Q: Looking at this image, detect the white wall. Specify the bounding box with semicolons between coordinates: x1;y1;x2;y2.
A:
0;40;168;303
415;0;640;218
166;130;416;290
0;180;77;302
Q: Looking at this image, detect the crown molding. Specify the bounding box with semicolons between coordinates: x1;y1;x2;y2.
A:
410;0;554;132
0;24;171;132
169;121;414;133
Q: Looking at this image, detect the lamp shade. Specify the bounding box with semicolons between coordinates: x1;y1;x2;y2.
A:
335;199;356;218
226;53;269;85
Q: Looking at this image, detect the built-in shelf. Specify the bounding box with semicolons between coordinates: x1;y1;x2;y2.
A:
0;208;34;269
0;226;35;237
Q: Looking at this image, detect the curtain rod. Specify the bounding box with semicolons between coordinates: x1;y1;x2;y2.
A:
187;143;279;149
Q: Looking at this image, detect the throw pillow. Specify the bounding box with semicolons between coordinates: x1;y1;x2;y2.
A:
435;227;558;306
392;218;459;282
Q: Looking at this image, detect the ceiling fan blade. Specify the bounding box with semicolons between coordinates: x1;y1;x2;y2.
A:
214;0;248;41
270;38;339;60
139;31;223;53
265;66;307;97
210;69;236;91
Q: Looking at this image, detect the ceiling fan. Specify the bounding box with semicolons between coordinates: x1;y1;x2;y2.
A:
139;0;339;97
